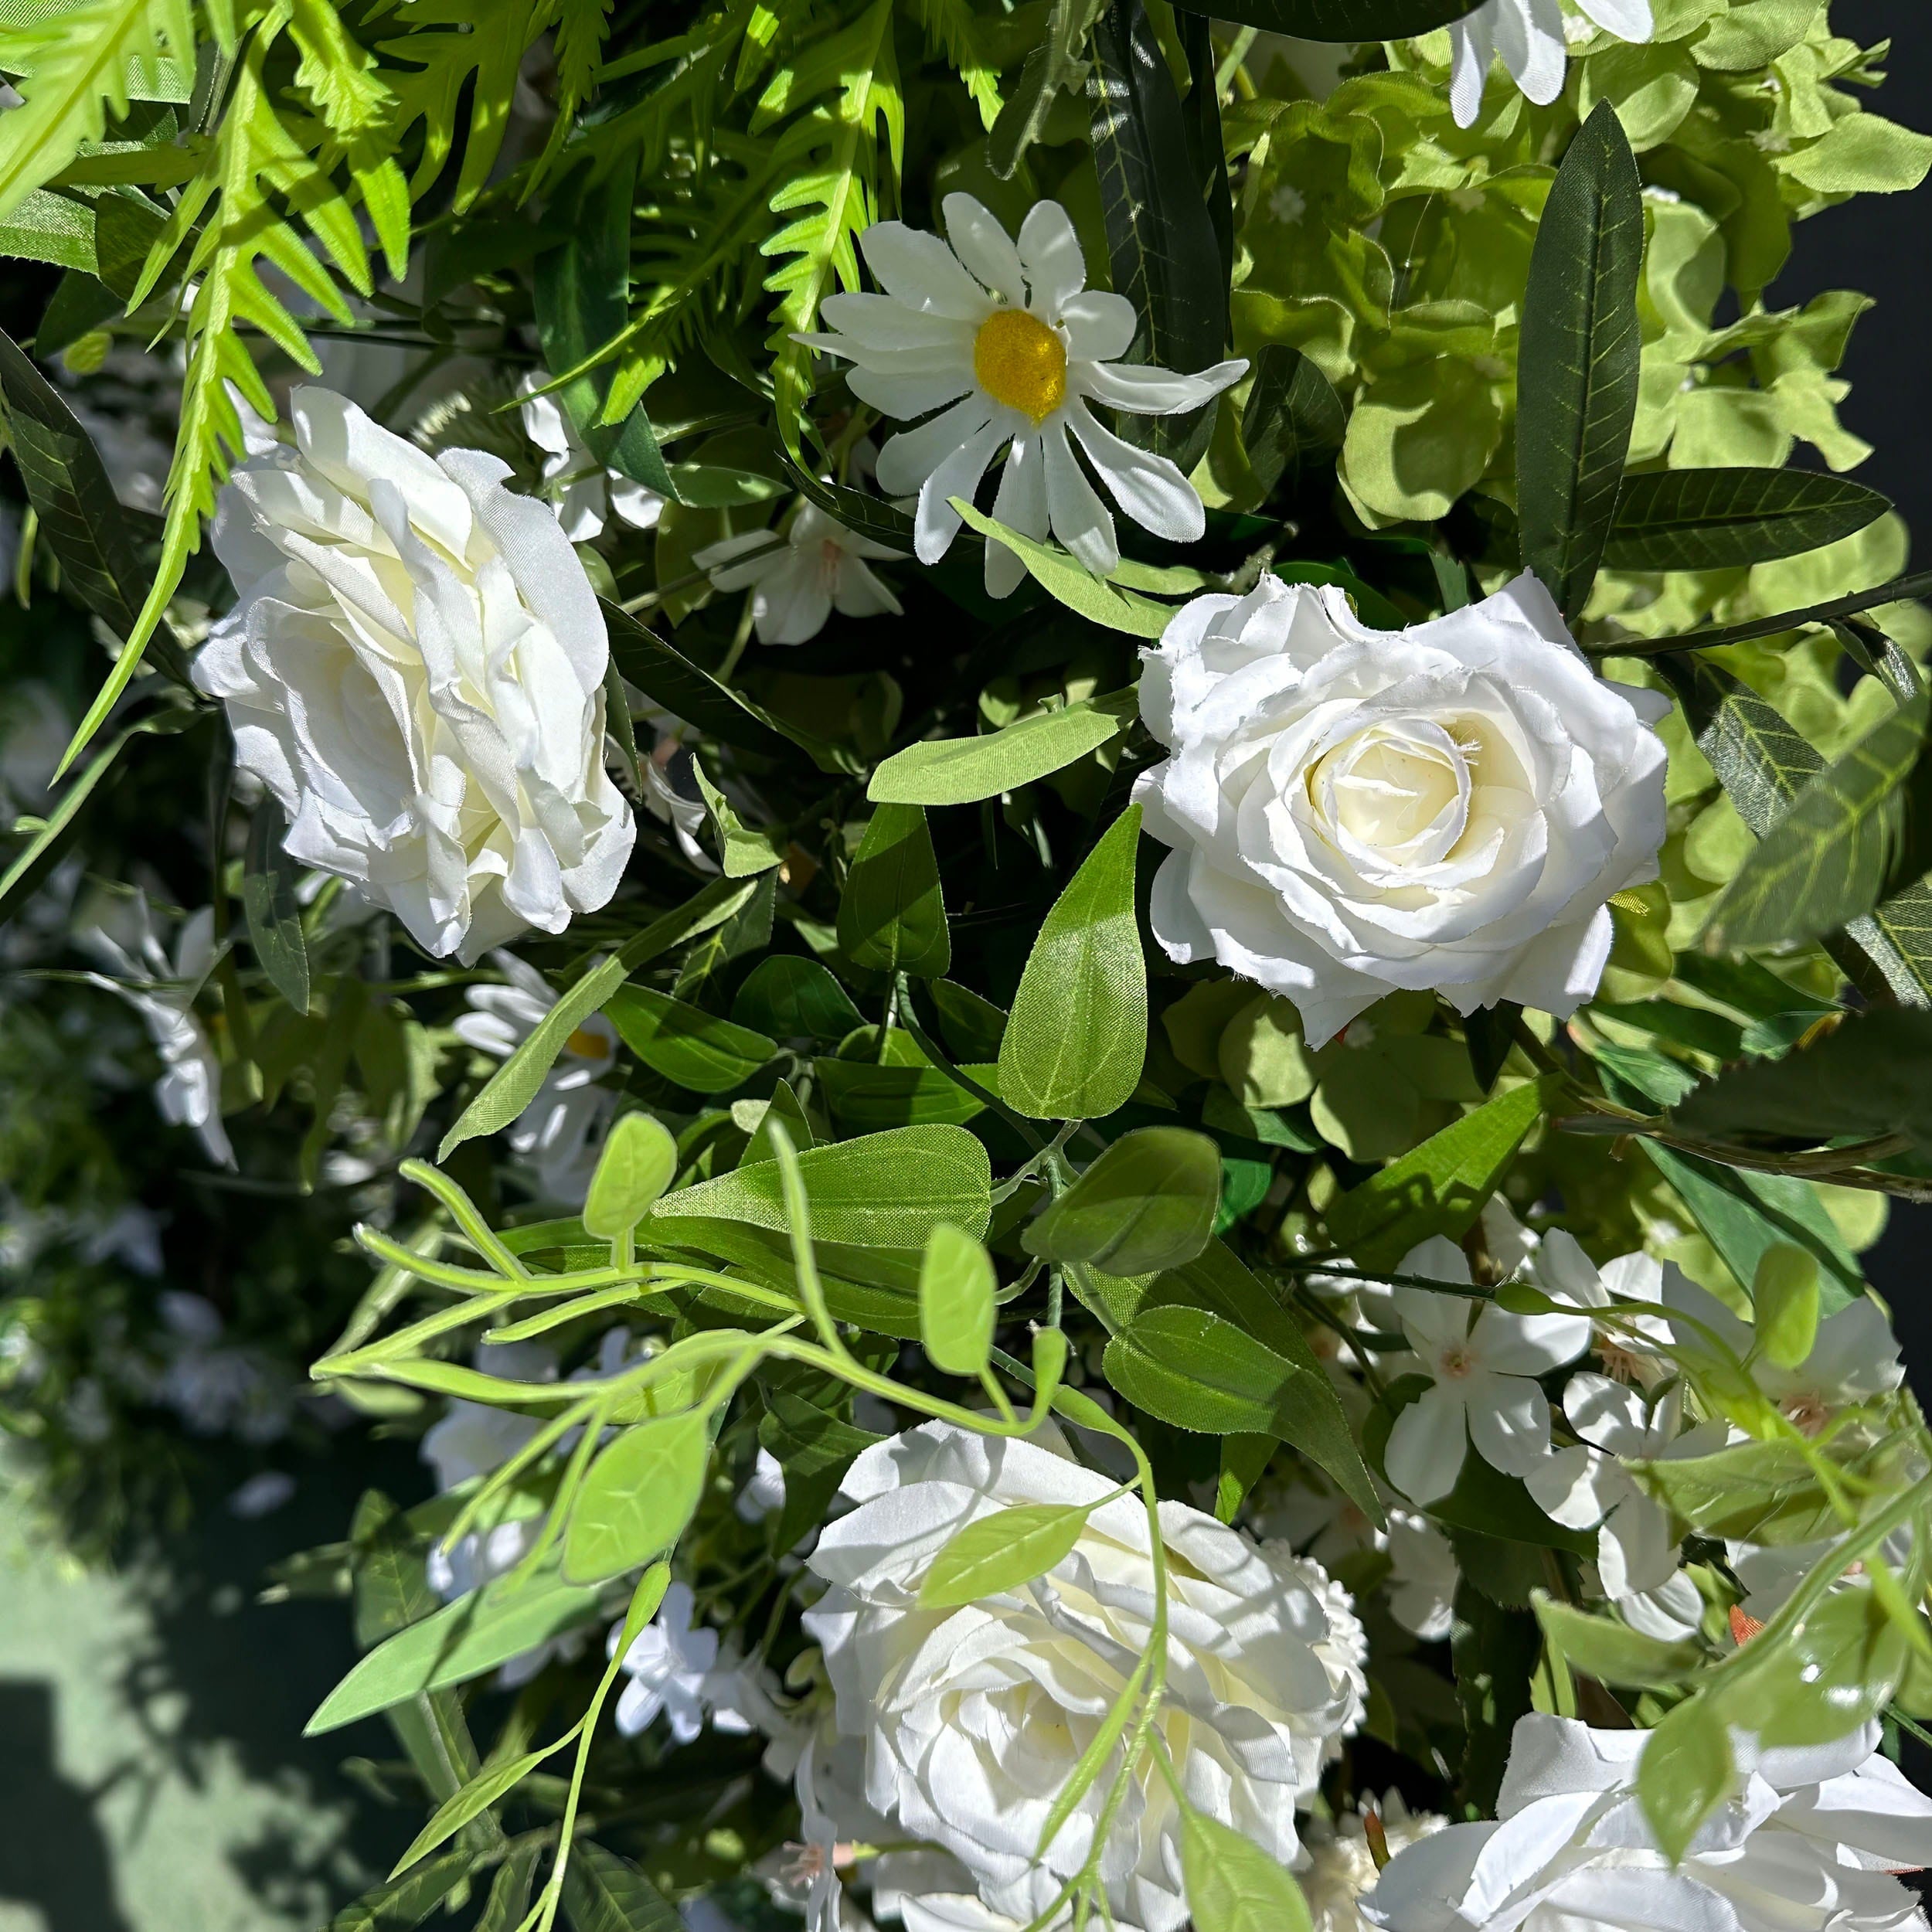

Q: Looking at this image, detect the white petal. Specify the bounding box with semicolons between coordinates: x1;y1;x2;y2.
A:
875;396;998;498
1017;200;1087;315
1042;420;1118;578
1523;1444;1616;1530
1494;0;1567;105
1078;358;1247;417
1385;1383;1469;1505
1577;0;1652;43
1598;1494;1677;1597
941;192;1027;304
859;221;992;320
986;434;1049;599
913;417;1011;566
1465;1371;1552;1477
1063;400;1205;543
1060;291;1138;363
1448;13;1495;128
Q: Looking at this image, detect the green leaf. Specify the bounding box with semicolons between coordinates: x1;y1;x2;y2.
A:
951;498;1177;637
1672;1008;1932;1150
918;1502;1092;1609
868;697;1134;807
601;602;798;764
534;155;679;502
1241;344;1345;497
650;1124;992;1246
1180;1809;1313;1932
919;1223;996;1377
1704;692;1929;952
1025;1127;1221;1276
837;802;951;978
1531;1592;1704;1690
1451;1579;1541;1814
1604;468;1890;573
439;876;757;1160
1173;0;1475;31
731;956;864;1042
1637;1692;1734;1865
583;1114;679;1240
1516;100;1644;623
476;1843;541;1932
999;805;1146;1121
308;1566;600;1733
1628;1438;1829;1545
694;760;786;876
987;0;1107;180
1751;1244;1821;1373
328;1849;477;1932
243;802;311;1015
390;1741;563;1879
1639;1141;1862;1313
1753;1585;1907;1749
740;1079;815;1167
1326;1077;1551;1270
561;1842;684;1932
813;1058;992;1129
1104;1305;1306;1437
606;985;777;1094
1090;0;1228;470
564;1413;710;1585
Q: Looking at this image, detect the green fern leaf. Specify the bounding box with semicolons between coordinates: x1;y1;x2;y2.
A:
288;0;393;138
911;0;1002;131
0;0;196;220
60;19;371;775
757;0;902;442
529;0;614;189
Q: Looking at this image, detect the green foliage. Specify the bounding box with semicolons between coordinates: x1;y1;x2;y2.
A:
565;1414;710;1583
1179;1809;1314;1932
918;1222;996;1376
838;803;951;978
1024;1127;1222;1275
583;1114;680;1240
918;1502;1090;1607
1604;468;1890;572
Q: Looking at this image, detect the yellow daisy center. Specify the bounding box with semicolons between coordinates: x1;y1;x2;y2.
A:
564;1026;607;1059
973;308;1067;423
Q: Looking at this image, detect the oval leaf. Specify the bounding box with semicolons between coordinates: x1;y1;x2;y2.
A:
1103;1304;1301;1436
918;1502;1091;1609
583;1112;679;1240
869;699;1131;807
918;1222;996;1377
563;1413;710;1585
606;984;777;1093
1180;1809;1314;1932
1024;1125;1221;1276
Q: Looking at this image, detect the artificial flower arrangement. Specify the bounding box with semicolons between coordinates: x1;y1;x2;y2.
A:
2;0;1932;1928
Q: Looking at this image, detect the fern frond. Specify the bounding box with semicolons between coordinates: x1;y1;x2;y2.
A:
733;0;809;97
61;19;371;775
527;0;614;190
910;0;1002;132
757;0;902;443
0;0;196;220
288;0;393;137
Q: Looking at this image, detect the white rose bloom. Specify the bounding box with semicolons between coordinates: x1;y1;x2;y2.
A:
1365;1714;1932;1932
803;1421;1366;1932
518;371;665;541
1134;572;1668;1046
1303;1796;1448;1932
196;386;635;964
798;195;1245;596
1446;0;1653;128
697;505;905;645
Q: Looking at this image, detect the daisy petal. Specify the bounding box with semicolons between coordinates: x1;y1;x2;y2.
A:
876;396;997;498
1448;15;1494;128
913;417;1011;565
1494;0;1566;105
1063;400;1205;543
1579;0;1653;43
1018;201;1087;315
987;434;1049;599
1060;291;1138;363
818;293;974;351
859;221;995;321
1079;358;1247;416
1042;421;1118;577
848;366;978;420
942;192;1027;304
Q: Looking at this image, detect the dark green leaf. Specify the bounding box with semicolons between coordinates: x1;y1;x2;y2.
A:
562;1842;683;1932
1090;0;1228;469
328;1848;477;1931
812;1057;991;1129
1463;1002;1521;1093
601;601;795;762
1516;100;1644;622
1705;692;1929;952
868;696;1134;807
1104;1304;1307;1436
606;985;776;1094
1241;344;1345;497
999;805;1146;1121
1636;1692;1733;1865
1170;0;1479;35
782;461;917;548
987;0;1108;180
837;803;951;978
1025;1126;1221;1275
564;1413;709;1584
1604;468;1890;572
1451;1580;1540;1814
477;1843;541;1932
244;801;311;1014
731;955;863;1042
930;979;1009;1061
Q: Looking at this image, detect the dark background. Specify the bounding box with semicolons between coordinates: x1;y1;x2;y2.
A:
1785;2;1932;1386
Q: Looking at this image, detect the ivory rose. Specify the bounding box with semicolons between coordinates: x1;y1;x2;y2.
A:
1133;572;1668;1046
196;386;634;964
802;1421;1366;1932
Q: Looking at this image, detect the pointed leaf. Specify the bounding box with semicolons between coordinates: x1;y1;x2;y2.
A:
605;985;777;1093
918;1502;1092;1609
918;1223;996;1377
1604;468;1889;572
563;1413;710;1585
837;802;950;978
868;696;1134;806
1025;1126;1220;1275
1180;1810;1314;1932
244;801;311;1013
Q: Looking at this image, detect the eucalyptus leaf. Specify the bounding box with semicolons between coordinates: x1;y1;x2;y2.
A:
1604;468;1890;572
1000;806;1146;1121
1752;1244;1821;1372
1024;1126;1221;1275
564;1413;710;1584
919;1223;997;1376
868;696;1134;807
837;802;951;978
1516;101;1644;622
1753;1585;1906;1748
606;985;777;1093
918;1502;1091;1609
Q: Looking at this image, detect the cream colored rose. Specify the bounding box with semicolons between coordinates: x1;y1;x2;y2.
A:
803;1422;1366;1932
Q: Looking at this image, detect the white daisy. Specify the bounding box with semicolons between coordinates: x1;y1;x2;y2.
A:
798;194;1246;597
518;371;665;542
1447;0;1652;128
696;503;904;645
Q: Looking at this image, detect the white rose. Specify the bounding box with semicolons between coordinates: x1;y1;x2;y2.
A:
1134;572;1668;1046
196;386;634;964
1366;1715;1932;1932
803;1422;1366;1932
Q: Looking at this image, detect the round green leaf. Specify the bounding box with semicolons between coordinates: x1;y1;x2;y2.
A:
583;1112;679;1240
564;1413;710;1585
919;1223;996;1377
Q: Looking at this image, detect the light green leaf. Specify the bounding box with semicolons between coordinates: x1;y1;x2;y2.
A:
1752;1244;1821;1372
1180;1809;1314;1932
1516;100;1644;621
389;1740;563;1879
1604;468;1889;573
564;1413;709;1585
1326;1078;1551;1270
1104;1305;1304;1437
439;876;757;1160
919;1223;996;1377
583;1114;679;1240
837;802;951;978
243;802;311;1015
560;1842;685;1932
1636;1692;1734;1864
999;805;1146;1121
1628;1438;1830;1545
918;1502;1091;1609
951;499;1178;637
869;697;1134;807
1024;1127;1221;1276
1531;1592;1704;1690
694;761;786;876
1753;1586;1907;1748
606;985;777;1094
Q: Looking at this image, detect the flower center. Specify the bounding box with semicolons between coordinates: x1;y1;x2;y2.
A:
1310;719;1471;861
565;1026;606;1060
973;308;1067;423
1439;1345;1475;1379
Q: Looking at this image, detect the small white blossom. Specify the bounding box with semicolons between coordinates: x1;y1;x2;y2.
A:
1303;1796;1448;1932
518;371;665;541
697;505;904;645
1447;0;1653;129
